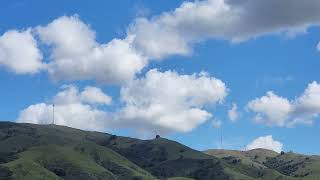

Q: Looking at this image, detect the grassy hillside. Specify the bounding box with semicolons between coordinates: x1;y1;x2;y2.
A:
0;122;154;180
205;149;320;180
0;122;319;180
264;152;320;179
0;122;232;179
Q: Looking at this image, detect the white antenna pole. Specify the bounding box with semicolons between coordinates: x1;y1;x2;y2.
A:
52;104;55;125
220;127;222;149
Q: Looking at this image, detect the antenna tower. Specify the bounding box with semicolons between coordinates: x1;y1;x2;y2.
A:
52;104;55;125
220;127;223;149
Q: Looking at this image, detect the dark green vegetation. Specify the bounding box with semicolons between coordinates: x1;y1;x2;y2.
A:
205;149;320;180
0;122;319;180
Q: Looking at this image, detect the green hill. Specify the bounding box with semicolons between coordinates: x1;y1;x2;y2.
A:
0;122;319;180
205;149;320;180
0;122;154;180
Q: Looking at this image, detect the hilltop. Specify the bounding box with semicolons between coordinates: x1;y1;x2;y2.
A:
0;122;319;180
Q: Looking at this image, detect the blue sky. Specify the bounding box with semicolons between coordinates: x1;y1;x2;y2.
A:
1;0;320;155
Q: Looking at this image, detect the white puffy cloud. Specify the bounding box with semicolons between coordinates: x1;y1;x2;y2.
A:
228;103;239;122
129;0;320;59
17;85;112;131
129;18;190;59
51;85;112;105
17;103;107;131
248;81;320;127
247;91;292;126
3;0;318;80
246;135;283;153
2;0;320;79
80;86;112;105
116;69;228;134
37;16;147;84
291;81;320;125
0;29;45;74
295;82;320;113
16;69;229;134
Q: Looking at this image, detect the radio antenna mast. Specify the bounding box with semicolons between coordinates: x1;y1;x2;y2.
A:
220;126;223;149
52;104;55;125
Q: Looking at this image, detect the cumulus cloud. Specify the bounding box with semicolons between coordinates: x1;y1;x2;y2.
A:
3;0;319;80
17;69;228;134
228;103;239;122
129;0;320;59
247;91;292;126
116;69;228;134
0;29;45;74
37;16;147;84
1;0;320;80
17;69;228;135
247;81;320;127
246;135;283;153
292;81;320;124
80;86;112;105
17;85;112;131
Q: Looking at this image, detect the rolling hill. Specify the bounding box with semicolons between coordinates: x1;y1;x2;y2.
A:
0;122;319;180
205;149;320;180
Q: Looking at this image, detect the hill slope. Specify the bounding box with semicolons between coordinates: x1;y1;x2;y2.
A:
0;122;319;180
0;122;231;180
205;149;320;180
0;122;154;180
